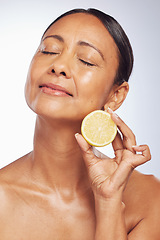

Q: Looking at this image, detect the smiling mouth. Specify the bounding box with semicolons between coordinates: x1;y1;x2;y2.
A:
39;83;73;97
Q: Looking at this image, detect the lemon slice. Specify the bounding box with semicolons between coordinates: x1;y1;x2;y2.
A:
81;110;117;147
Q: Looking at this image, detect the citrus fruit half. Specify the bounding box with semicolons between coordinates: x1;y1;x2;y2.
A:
81;110;117;147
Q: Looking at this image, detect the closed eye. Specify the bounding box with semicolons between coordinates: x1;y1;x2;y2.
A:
79;59;96;67
41;51;96;66
41;51;59;55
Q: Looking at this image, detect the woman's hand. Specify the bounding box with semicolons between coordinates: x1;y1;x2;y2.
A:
75;108;151;200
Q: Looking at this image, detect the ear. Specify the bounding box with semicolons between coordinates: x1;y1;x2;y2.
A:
103;82;129;111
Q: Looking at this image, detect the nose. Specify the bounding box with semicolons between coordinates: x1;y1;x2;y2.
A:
48;54;71;79
51;69;66;77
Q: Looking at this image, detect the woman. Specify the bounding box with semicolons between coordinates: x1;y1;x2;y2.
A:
0;8;159;239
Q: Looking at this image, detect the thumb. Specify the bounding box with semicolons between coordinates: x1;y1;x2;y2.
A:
75;133;98;167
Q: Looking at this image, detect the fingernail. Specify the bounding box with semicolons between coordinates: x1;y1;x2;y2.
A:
75;133;79;139
132;145;139;149
108;108;119;119
107;107;113;113
114;112;119;119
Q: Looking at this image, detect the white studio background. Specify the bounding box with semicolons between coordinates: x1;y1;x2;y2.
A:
0;0;160;178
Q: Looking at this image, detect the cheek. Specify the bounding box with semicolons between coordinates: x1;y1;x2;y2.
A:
25;57;43;108
76;70;113;109
25;66;35;103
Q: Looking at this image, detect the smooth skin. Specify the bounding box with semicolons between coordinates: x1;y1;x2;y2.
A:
0;13;160;239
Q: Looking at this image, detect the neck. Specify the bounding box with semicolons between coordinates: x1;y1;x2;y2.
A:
30;116;90;197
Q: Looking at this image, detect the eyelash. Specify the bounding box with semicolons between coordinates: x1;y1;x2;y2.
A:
41;51;58;55
79;59;95;67
41;51;95;67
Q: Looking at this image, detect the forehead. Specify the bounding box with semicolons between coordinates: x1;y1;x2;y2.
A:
45;13;108;35
43;13;118;57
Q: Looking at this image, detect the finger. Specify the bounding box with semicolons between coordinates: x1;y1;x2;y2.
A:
112;131;124;164
75;133;98;167
131;145;151;167
111;145;151;187
107;108;136;152
110;156;134;189
112;130;124;152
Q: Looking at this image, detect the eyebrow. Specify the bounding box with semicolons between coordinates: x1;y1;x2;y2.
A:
42;35;104;60
78;41;104;60
42;34;64;42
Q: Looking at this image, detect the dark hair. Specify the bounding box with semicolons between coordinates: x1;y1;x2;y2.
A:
42;8;134;86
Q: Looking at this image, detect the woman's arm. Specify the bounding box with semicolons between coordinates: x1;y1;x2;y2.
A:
75;108;151;240
94;196;127;240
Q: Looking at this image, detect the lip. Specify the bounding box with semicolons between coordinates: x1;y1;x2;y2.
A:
39;83;73;97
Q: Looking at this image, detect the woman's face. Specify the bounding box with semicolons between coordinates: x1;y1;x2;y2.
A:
25;13;119;122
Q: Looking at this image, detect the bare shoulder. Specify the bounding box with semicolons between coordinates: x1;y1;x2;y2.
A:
124;170;160;237
0;153;31;181
125;170;160;203
0;153;31;207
